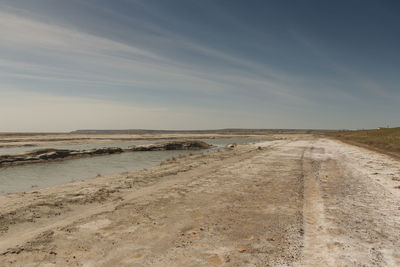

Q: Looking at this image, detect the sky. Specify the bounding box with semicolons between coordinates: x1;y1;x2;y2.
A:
0;0;399;132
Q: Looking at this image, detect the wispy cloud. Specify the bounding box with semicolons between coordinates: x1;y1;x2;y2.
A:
0;10;307;103
0;12;159;59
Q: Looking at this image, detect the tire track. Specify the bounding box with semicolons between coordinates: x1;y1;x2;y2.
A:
300;146;335;266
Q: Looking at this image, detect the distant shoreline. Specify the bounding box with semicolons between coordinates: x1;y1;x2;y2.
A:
70;128;336;134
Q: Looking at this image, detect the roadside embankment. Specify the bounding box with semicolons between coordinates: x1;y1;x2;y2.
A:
328;127;400;158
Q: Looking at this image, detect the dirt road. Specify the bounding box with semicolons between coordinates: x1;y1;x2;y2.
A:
0;135;399;266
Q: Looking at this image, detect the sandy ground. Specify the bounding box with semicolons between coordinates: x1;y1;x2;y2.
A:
0;134;399;266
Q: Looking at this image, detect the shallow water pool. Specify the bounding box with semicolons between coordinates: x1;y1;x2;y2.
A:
0;138;267;195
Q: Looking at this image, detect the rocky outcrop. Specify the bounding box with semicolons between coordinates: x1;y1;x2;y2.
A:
128;140;212;151
0;141;211;167
0;147;123;167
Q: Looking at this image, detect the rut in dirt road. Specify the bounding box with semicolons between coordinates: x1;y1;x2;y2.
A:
299;139;400;266
301;146;335;266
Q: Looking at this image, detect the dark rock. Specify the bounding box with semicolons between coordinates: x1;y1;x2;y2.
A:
89;147;123;154
0;147;123;167
128;140;212;151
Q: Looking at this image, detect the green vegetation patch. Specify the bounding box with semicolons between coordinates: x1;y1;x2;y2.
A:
330;127;400;154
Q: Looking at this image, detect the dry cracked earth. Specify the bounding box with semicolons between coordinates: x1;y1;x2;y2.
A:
0;135;399;266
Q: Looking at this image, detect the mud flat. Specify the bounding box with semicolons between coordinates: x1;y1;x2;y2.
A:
0;133;268;148
0;134;400;266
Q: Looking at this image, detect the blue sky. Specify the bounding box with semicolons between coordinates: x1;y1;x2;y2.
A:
0;0;399;131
